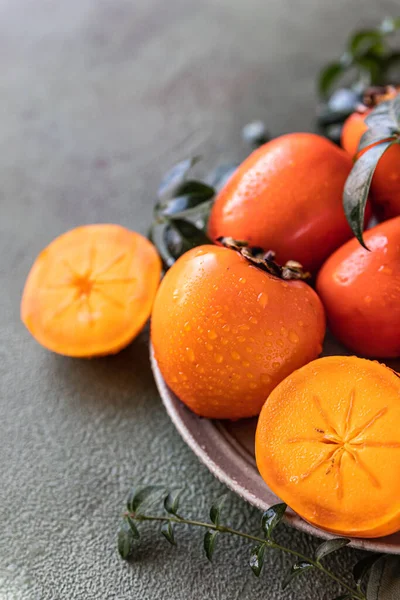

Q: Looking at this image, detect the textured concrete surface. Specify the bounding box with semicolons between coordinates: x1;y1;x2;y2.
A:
1;0;399;598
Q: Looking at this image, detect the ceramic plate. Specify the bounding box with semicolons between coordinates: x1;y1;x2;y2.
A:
150;339;400;554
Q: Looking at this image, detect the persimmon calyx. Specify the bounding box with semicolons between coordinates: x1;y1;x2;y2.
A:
217;237;311;281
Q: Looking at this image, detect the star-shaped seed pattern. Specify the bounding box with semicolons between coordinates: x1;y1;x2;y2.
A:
288;389;400;499
44;245;137;324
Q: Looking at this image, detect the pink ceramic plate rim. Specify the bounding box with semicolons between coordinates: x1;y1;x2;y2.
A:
150;345;400;554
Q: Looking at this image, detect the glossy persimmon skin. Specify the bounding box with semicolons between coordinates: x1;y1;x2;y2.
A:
316;217;400;358
151;245;325;420
207;133;366;273
256;356;400;538
21;224;161;357
342;110;400;220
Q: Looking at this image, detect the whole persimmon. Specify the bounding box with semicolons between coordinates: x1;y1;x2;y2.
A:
207;133;369;273
316;217;400;358
151;244;325;419
341;107;400;220
21;224;161;357
256;356;400;538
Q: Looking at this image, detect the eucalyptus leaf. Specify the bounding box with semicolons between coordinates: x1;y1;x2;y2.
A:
353;553;382;587
126;485;165;513
343;140;394;247
204;530;218;561
358;126;397;153
164;491;181;516
209;494;227;526
349;30;384;57
282;561;314;589
261;503;287;538
125;516;140;539
117;520;135;560
315;538;350;562
158;157;200;201
318;62;345;97
161;521;176;545
249;544;266;577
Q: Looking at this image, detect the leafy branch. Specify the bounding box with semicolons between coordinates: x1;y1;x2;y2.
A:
117;485;381;600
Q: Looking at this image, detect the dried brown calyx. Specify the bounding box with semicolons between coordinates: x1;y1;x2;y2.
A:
217;237;311;281
360;85;400;110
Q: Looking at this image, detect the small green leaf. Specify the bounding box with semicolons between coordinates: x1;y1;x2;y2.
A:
380;17;400;35
158;157;200;201
126;485;164;513
358;127;397;153
355;56;383;86
249;544;266;577
209;494;227;526
174;180;215;199
318;62;345;97
117;520;135;560
390;93;400;127
161;521;176;545
204;530;218;561
164;491;181;516
168;218;210;246
157;193;213;217
282;561;314;589
148;221;176;268
343;141;394;247
261;503;287;538
353;553;382;587
125;516;140;539
348;30;384;57
315;538;350;562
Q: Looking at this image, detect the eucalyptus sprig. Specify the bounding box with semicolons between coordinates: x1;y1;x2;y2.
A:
117;485;382;600
343;92;400;247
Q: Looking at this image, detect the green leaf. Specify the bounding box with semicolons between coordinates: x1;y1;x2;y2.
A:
282;561;314;589
148;221;177;268
125;516;140;539
249;544;266;577
209;494;227;526
157;193;213;217
348;30;384;57
174;180;215;198
161;521;176;545
365;100;397;129
117;520;135;560
318;62;345;97
353;553;382;586
242;120;270;147
315;538;350;562
261;503;287;538
164;491;181;516
126;485;165;513
390;93;400;127
206;163;238;191
380;17;400;35
158;157;200;201
343;140;394;247
358;126;397;153
355;56;383;86
168;218;210;247
204;530;218;561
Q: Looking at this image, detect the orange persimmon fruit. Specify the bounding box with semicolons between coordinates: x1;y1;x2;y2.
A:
151;244;325;419
207;133;370;273
21;224;161;357
256;356;400;538
316;217;400;358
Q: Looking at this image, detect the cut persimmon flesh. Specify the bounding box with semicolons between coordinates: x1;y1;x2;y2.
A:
256;356;400;538
21;224;161;357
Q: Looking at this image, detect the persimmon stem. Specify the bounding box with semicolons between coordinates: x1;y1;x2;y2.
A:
125;512;366;600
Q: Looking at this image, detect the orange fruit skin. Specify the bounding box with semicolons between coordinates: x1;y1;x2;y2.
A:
256;356;400;538
207;133;366;273
151;245;325;420
21;224;161;357
342;111;400;220
316;217;400;358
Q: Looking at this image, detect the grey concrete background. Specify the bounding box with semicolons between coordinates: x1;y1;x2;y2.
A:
1;1;399;598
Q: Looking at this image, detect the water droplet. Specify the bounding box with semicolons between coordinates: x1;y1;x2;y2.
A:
249;382;257;389
281;282;288;288
197;325;204;333
239;277;246;284
172;289;179;301
232;384;240;391
208;329;217;340
246;347;253;354
261;373;271;384
222;324;230;332
249;316;258;325
298;320;304;327
184;321;191;332
213;310;222;318
277;339;284;347
178;371;188;381
256;353;262;360
246;373;254;379
232;327;238;334
221;337;228;345
206;343;214;351
272;361;280;369
265;329;273;336
364;295;372;305
265;341;272;347
214;353;224;364
242;360;250;367
195;249;205;256
280;326;288;337
257;292;268;308
232;372;240;381
231;351;241;361
239;324;250;331
379;265;393;275
289;330;299;343
171;376;178;383
237;335;246;343
186;347;195;362
196;364;205;374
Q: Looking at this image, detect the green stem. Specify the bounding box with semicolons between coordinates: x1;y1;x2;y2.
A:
126;512;365;600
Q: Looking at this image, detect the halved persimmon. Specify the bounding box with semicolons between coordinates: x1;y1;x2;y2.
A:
256;356;400;538
21;224;161;357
